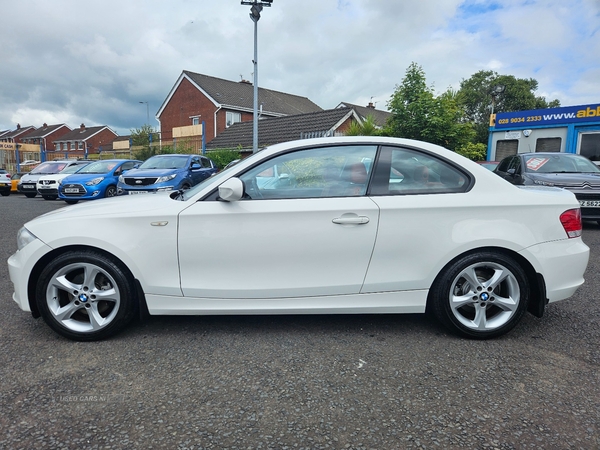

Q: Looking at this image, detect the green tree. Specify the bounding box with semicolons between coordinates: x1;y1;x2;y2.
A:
457;70;560;144
130;124;159;160
384;62;474;150
345;115;381;136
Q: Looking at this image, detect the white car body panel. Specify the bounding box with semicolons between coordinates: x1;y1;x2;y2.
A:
36;173;72;193
178;197;379;298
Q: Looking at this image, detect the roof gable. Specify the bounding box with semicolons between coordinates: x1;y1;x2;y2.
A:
157;70;322;118
206;108;360;150
54;125;117;142
21;124;71;139
336;102;391;127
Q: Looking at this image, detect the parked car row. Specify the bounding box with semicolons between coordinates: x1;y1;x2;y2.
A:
4;153;218;203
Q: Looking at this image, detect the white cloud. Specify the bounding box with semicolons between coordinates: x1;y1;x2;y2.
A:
1;0;598;135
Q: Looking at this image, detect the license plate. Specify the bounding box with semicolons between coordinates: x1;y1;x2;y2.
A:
64;188;79;193
128;191;149;195
22;185;34;189
579;200;600;207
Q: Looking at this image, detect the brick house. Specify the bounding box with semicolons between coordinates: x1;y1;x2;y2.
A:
0;124;36;144
206;107;362;153
19;123;72;151
156;71;322;147
52;124;118;157
335;102;391;128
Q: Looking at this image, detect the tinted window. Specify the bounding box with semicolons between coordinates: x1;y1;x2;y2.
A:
369;146;469;196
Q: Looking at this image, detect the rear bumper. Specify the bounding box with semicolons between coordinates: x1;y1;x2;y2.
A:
520;237;589;303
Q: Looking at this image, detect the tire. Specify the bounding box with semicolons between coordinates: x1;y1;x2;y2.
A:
65;200;79;205
0;191;9;197
429;251;530;339
105;185;117;198
36;250;137;341
25;193;37;198
42;195;57;200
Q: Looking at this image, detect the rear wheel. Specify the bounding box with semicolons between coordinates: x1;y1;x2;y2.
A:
429;251;530;339
105;185;117;197
36;250;137;341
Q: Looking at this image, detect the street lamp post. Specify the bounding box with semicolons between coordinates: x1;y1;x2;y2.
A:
241;0;273;153
139;101;149;125
490;85;505;125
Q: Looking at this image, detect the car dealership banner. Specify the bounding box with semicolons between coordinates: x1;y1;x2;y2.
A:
494;103;600;129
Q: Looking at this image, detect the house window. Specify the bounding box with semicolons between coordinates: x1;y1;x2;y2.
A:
226;111;241;128
192;117;200;125
78;141;83;150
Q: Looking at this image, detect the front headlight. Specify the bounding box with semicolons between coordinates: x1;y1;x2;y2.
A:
86;177;105;186
157;174;177;183
17;227;37;251
118;175;124;183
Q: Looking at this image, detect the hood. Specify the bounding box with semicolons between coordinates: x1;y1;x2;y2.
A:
123;168;181;177
62;172;112;183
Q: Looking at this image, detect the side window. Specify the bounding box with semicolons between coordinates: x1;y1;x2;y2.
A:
200;157;212;168
238;145;377;200
370;146;469;196
496;157;511;173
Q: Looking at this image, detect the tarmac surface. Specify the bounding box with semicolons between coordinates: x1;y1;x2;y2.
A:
0;194;598;449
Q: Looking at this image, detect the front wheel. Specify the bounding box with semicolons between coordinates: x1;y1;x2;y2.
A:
105;185;117;197
0;191;9;197
42;195;57;200
25;192;37;198
36;250;137;341
429;251;530;339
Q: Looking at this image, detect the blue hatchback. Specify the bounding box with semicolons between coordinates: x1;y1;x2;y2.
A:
117;154;217;195
59;159;142;204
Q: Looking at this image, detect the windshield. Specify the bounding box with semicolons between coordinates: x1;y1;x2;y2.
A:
524;154;600;174
30;162;68;174
77;161;119;174
60;164;88;174
139;155;188;170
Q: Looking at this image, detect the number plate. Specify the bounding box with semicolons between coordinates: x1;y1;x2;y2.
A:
128;191;149;195
64;188;79;193
579;200;600;207
22;185;34;189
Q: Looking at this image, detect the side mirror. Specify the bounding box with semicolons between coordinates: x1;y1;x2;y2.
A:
507;168;516;176
191;163;201;170
218;177;244;202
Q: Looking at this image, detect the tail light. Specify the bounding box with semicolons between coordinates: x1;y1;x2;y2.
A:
560;208;582;238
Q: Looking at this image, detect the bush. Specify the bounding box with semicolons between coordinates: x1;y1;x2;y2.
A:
207;149;242;170
455;142;487;161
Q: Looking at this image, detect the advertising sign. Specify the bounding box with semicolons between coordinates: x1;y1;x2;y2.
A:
494;103;600;129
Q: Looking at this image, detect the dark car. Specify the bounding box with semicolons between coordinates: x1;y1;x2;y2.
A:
495;152;600;222
117;154;217;195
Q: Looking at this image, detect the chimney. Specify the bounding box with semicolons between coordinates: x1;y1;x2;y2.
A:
43;123;48;127
16;123;21;129
367;102;375;109
80;123;85;130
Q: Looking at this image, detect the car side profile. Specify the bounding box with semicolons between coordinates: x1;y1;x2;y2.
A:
8;137;589;341
58;159;141;204
117;154;216;195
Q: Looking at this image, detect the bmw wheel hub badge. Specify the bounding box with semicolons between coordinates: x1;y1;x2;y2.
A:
79;293;89;303
480;292;490;301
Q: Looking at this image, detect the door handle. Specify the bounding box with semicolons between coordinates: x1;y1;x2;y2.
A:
332;215;370;225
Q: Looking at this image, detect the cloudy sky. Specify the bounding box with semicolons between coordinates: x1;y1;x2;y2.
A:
1;0;599;136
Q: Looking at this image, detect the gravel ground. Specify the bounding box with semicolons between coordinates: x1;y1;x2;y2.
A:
0;194;598;449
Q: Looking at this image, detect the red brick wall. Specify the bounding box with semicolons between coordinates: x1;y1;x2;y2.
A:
42;126;71;151
159;77;256;145
86;128;118;153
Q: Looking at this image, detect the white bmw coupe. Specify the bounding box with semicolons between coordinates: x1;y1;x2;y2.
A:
8;137;589;341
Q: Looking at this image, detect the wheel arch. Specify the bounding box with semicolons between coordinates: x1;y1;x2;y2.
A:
27;244;148;319
427;246;546;318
